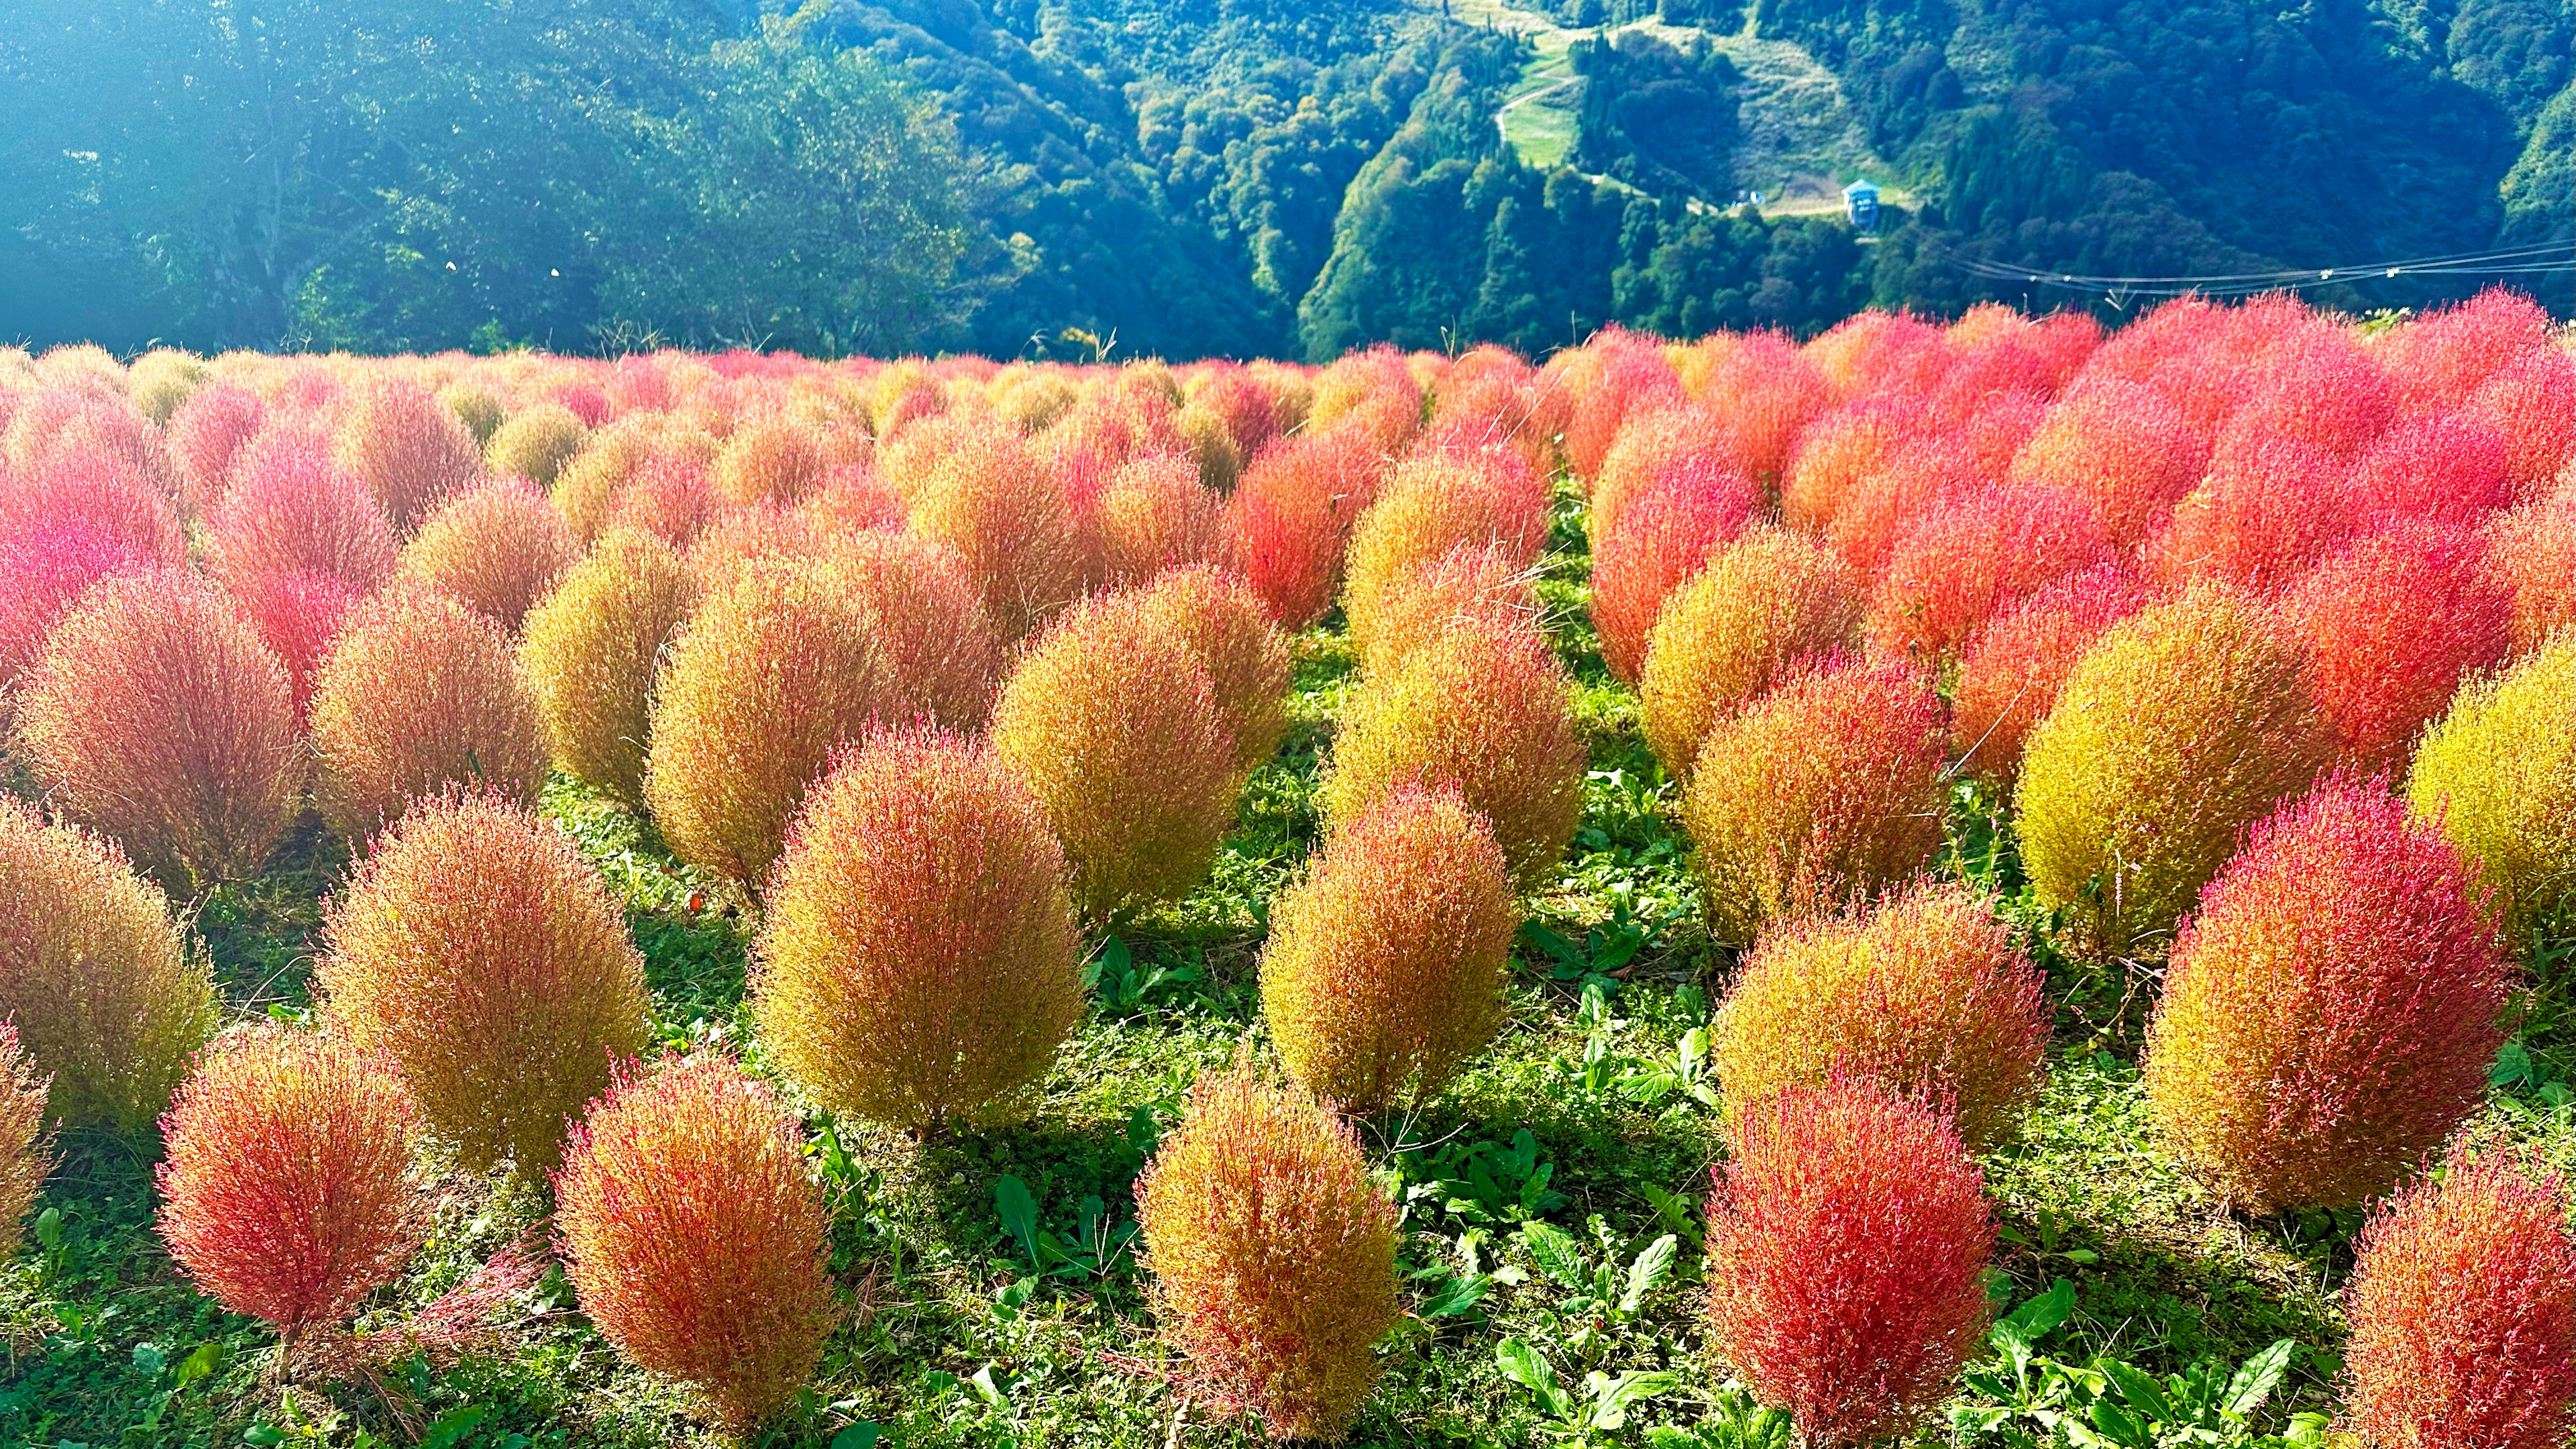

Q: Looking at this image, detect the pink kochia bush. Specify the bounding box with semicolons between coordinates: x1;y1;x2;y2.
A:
0;519;160;699
2142;780;2509;1213
554;1053;837;1438
205;433;397;589
2341;1143;2576;1449
1587;461;1764;682
12;572;303;889
1705;1077;1994;1448
155;1027;426;1354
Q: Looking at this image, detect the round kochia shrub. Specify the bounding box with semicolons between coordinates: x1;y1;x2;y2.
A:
309;588;548;837
484;401;587;488
205;434;397;589
333;379;481;531
1125;566;1292;778
1097;452;1230;585
0;800;215;1129
1226;427;1387;629
645;560;885;892
1638;526;1861;780
1868;482;2112;659
711;419;824;507
989;598;1239;914
2282;521;2512;775
0;1023;51;1258
155;1028;425;1352
2142;780;2508;1212
2342;1143;2576;1449
1134;1059;1401;1443
0;518;160;699
555;1053;837;1438
906;433;1080;642
1260;785;1513;1114
753;729;1083;1130
394;476;575;632
2409;634;2576;939
1681;658;1947;945
1359;539;1539;677
1342;455;1549;666
517;529;699;810
823;530;1003;733
2008;378;2208;545
1587;461;1764;682
2016;584;2328;959
1713;881;2048;1150
1705;1077;1994;1449
13;572;303;889
1322;616;1583;892
317;792;649;1175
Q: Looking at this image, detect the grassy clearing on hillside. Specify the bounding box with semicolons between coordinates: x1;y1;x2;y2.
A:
2;478;2571;1449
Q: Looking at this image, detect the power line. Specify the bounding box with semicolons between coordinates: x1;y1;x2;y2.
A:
1927;240;2576;303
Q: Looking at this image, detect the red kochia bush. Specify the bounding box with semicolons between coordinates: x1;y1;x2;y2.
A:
2282;522;2513;774
1588;459;1764;682
2216;332;2395;460
0;519;159;698
155;1028;426;1352
333;379;483;531
395;476;576;632
2142;779;2509;1212
1226;428;1388;628
2010;379;2210;546
1952;564;2153;782
2381;286;2556;415
1870;482;2112;659
2489;476;2576;651
753;729;1083;1129
13;572;303;889
1587;403;1743;548
2354;411;2514;527
824;530;1003;733
206;430;398;589
555;1053;837;1437
309;588;548;836
229;568;362;731
2153;435;2360;592
2343;1143;2576;1449
2475;343;2576;498
1134;1059;1401;1442
1695;331;1831;483
1705;1077;1993;1448
1681;657;1949;943
166;383;265;511
0;446;186;565
317;792;649;1174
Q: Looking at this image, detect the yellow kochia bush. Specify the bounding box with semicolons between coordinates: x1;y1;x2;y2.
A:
1712;881;2050;1150
2015;583;2328;959
755;729;1083;1130
517;529;700;810
316;792;649;1175
645;559;885;892
1638;525;1862;780
2409;634;2576;941
0;799;215;1130
989;595;1240;915
1260;785;1513;1115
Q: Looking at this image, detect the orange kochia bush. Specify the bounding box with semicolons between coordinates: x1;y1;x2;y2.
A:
309;587;548;837
155;1027;426;1351
555;1053;837;1437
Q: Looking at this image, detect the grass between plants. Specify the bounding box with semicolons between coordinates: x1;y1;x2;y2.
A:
4;478;2573;1449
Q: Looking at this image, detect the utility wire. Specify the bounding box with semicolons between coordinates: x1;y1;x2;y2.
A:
1927;240;2576;303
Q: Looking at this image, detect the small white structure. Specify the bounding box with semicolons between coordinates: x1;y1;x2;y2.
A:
1843;177;1881;231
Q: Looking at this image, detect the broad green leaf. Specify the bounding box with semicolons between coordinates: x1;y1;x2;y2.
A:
1585;1368;1678;1427
2223;1338;2298;1415
173;1340;224;1391
1519;1220;1587;1287
421;1404;490;1449
1620;1234;1678;1313
828;1426;881;1449
2002;1277;2077;1340
2098;1358;2174;1425
995;1175;1040;1267
1495;1338;1573;1419
2087;1395;2147;1446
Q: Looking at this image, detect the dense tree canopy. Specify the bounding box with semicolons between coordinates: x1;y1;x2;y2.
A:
1;0;2565;360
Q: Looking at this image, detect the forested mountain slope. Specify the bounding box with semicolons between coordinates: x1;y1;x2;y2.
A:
3;0;2565;360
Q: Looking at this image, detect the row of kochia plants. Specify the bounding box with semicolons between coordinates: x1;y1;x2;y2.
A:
0;286;2571;1446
